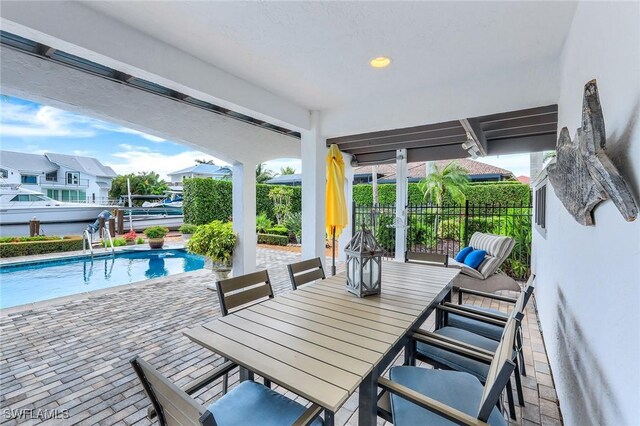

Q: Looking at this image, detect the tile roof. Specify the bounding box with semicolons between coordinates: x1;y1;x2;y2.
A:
355;159;515;181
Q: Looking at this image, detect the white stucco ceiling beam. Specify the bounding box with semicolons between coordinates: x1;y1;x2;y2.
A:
0;1;310;131
0;46;299;165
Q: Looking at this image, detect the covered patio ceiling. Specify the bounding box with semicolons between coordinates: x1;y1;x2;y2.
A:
328;104;558;165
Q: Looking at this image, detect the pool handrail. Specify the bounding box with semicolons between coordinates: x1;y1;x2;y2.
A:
83;229;94;257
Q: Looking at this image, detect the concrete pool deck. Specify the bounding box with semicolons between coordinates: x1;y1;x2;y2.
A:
0;247;561;425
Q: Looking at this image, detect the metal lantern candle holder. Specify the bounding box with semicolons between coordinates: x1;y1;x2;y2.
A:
344;224;383;297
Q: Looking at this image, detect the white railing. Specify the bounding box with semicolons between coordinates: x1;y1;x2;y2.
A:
83;229;94;257
103;228;115;255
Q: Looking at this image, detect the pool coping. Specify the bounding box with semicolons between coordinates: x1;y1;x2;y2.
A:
0;267;212;317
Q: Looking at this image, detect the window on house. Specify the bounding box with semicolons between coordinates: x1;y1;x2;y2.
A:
66;172;80;185
45;171;58;182
535;183;547;236
47;189;60;200
21;175;38;184
0;169;8;179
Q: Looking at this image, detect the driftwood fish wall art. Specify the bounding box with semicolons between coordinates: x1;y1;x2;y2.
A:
548;80;638;226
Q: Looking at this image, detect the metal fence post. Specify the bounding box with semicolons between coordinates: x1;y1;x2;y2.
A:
463;200;470;246
352;201;356;237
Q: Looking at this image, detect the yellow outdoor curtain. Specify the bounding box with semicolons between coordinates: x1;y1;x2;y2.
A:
325;144;348;239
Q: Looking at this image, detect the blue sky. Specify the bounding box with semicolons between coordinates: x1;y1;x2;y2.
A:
0;95;530;179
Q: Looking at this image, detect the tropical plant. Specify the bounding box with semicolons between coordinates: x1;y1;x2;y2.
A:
136;237;145;245
102;238;127;247
256;213;273;233
179;223;199;234
186;220;237;266
268;186;294;225
418;161;469;236
256;163;276;183
195;158;216;165
109;172;169;201
280;166;296;175
283;212;302;242
143;226;169;239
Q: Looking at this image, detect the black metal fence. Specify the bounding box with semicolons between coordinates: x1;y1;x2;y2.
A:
353;202;532;279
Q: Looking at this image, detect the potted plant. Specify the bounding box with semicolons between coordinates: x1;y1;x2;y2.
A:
186;220;237;280
143;226;169;249
123;230;138;245
179;223;199;242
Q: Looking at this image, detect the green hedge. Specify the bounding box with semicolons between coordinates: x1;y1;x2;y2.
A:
257;233;289;246
184;178;302;224
0;236;61;243
265;226;289;236
0;237;84;257
183;179;233;225
354;181;531;206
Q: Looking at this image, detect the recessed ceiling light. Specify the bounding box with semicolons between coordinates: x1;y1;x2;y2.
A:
369;57;392;68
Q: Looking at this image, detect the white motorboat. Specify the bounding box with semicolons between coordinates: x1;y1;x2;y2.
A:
0;185;111;225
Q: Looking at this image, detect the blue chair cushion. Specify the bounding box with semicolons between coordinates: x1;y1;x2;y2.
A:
447;305;507;341
454;246;474;263
416;326;500;382
463;249;486;269
208;381;323;426
389;366;506;426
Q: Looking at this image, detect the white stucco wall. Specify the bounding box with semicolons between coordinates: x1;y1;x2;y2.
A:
532;3;640;425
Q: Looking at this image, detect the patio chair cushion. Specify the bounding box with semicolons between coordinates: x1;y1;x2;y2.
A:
454;246;474;263
416;326;500;382
463;249;486;270
447;306;507;341
208;380;323;426
447;258;485;280
468;233;515;279
389;366;506;426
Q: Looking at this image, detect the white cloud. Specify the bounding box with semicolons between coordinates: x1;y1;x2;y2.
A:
0;99;166;142
107;147;226;181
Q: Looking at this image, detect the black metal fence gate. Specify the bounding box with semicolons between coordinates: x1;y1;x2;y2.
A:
353;201;532;279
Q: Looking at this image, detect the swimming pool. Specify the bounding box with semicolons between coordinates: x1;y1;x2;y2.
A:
0;249;206;309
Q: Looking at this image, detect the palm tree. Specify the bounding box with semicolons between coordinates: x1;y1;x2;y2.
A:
256;163;276;183
195;159;216;165
418;161;469;236
280;166;296;175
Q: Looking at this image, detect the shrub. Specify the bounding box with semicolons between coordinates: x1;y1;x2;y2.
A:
283;212;302;242
0;236;60;243
265;226;289;236
256;213;273;233
186;220;236;264
144;226;169;239
257;233;288;246
0;237;83;257
102;237;127;247
437;219;463;240
375;214;396;251
179;223;199;234
136;237;145;245
268;186;294;224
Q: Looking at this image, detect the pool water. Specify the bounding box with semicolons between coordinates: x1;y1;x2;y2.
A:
0;249;206;309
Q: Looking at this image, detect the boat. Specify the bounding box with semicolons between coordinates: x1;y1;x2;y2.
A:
0;184;111;225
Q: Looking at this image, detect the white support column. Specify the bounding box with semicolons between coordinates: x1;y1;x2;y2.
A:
301;111;327;266
338;153;354;262
394;149;408;262
232;161;256;275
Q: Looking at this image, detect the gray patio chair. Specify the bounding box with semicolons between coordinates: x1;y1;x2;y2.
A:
287;257;325;290
130;356;323;426
408;278;534;419
214;270;275;392
448;232;520;293
377;311;519;426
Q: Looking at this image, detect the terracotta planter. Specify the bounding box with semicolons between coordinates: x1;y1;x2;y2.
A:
148;238;165;249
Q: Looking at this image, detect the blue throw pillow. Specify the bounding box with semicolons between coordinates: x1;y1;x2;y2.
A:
464;249;487;270
455;246;474;263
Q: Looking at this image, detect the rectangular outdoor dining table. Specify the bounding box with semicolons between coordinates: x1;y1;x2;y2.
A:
184;260;460;426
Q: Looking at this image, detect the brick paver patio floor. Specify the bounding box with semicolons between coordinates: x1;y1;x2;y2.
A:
1;247;561;425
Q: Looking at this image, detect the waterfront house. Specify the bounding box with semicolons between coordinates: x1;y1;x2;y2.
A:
0;150;116;202
167;163;231;185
